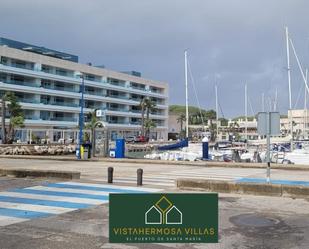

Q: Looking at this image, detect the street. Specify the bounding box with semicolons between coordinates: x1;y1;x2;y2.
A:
0;159;308;248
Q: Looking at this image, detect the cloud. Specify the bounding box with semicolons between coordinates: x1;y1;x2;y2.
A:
0;0;308;117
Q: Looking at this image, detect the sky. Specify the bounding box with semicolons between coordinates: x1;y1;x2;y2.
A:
0;0;309;118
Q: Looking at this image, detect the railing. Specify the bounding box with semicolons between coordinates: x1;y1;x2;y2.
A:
84;91;104;96
0;63;167;97
130;85;146;91
1;80;39;88
42;84;78;93
108;120;128;124
49;117;78;122
10;63;34;71
40;101;79;107
107;94;129;100
19;99;40;104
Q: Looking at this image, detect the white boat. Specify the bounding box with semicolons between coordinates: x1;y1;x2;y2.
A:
283;149;309;165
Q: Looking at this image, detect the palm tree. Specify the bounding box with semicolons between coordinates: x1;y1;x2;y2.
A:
144;98;156;140
139;98;147;136
85;111;103;157
144;119;156;140
177;113;186;132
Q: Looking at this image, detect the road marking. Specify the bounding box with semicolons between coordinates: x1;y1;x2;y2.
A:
0;201;75;214
236;178;309;186
0;192;106;205
58;182;162;192
0;181;160;227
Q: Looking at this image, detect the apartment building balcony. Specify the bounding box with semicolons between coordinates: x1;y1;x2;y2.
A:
0;63;168;98
24;119;77;127
20;102;92;114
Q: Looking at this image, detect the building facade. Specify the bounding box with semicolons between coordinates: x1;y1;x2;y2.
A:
281;109;309;140
0;38;168;141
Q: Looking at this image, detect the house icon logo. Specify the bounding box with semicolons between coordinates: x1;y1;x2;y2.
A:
145;196;182;225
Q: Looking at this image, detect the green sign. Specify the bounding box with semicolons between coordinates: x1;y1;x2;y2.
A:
109;193;218;243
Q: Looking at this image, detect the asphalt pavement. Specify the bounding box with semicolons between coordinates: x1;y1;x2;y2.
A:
0;159;308;248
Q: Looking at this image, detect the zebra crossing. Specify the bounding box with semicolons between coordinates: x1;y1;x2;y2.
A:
0;181;161;227
92;167;265;187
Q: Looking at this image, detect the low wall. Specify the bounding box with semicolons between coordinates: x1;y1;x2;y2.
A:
0;144;76;155
177;178;309;198
0;168;80;179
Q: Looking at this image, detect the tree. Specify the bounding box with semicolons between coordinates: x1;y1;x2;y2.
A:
177;113;186;132
1;92;24;144
140;97;156;140
1;96;6;144
204;109;216;120
85;111;103;157
139;98;147;136
144;98;156;140
144;119;156;140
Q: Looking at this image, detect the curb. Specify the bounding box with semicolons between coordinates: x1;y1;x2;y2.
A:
0;168;80;179
176;178;309;198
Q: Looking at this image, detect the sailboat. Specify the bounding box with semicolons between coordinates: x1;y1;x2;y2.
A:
278;27;309;165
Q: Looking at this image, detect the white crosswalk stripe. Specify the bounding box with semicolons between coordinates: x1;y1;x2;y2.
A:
92;168;265;188
0;201;75;214
0;181;161;227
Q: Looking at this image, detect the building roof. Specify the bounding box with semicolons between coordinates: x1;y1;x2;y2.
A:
0;37;78;62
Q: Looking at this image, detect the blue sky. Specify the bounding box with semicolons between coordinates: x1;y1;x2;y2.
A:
1;0;308;117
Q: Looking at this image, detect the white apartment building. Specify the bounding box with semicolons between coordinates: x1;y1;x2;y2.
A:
0;37;169;141
281;109;309;139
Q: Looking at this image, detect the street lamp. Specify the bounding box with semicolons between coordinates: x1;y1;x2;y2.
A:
77;73;85;159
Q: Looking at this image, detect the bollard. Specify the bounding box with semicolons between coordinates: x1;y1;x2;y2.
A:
108;167;114;183
266;162;270;183
137;168;143;186
202;136;209;160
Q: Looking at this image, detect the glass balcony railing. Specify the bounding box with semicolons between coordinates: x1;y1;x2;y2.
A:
25;116;40;120
130;85;146;91
42;84;79;93
40;101;79;107
85;91;105;96
130;121;141;125
107;94;129;100
10;63;34;71
1;80;40;88
108;120;128;124
107;107;128;112
130;109;141;113
50;117;77;122
18;99;40;104
1;62;167;97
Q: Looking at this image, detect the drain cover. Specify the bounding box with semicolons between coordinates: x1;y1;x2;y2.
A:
230;213;280;228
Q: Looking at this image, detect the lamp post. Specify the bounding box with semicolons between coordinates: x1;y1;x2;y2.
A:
78;73;85;159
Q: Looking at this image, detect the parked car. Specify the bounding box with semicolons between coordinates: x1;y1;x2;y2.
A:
134;135;148;143
125;136;136;143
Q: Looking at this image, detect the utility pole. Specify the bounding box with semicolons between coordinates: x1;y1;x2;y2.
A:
184;50;189;138
78;74;85;159
245;83;248;148
1;96;6;144
215;84;219;140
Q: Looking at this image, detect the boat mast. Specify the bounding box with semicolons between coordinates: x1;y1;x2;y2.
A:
215;84;219;140
274;88;278;111
245;83;248;146
305;69;308;138
184;50;189;138
262;92;265;112
285;27;293;150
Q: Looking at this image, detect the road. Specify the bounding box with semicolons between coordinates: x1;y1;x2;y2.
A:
0;159;308;248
